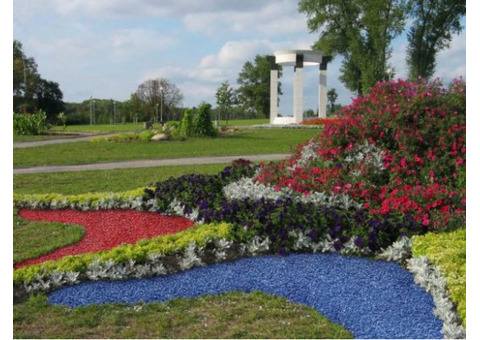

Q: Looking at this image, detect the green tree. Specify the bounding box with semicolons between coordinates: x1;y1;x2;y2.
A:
406;0;465;80
178;108;194;137
327;88;338;114
136;78;183;122
237;55;282;118
215;81;236;124
193;103;217;137
299;0;406;96
13;40;64;120
35;79;65;121
13;40;40;109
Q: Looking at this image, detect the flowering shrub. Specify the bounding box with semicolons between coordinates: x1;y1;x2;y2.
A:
257;79;466;232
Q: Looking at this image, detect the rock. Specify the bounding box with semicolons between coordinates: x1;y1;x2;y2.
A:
151;133;169;141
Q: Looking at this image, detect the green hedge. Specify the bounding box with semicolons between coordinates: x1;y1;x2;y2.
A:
412;229;466;327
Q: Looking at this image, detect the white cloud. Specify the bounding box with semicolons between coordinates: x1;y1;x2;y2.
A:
435;30;466;81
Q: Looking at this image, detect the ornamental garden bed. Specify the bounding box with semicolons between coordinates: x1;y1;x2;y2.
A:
13;79;466;339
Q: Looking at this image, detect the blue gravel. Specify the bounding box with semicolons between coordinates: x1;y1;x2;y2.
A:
49;253;442;339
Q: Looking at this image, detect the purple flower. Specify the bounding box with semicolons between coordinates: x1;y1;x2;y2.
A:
354;236;363;248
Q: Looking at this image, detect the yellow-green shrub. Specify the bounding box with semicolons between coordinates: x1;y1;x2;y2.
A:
14;222;234;285
412;229;466;327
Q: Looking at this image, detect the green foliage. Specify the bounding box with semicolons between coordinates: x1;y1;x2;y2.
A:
13;291;353;339
57;112;67;129
327;88;338;114
192;103;217;137
13;209;85;264
237;55;282;118
178;108;194;137
299;0;406;95
13;40;64;118
13;222;234;285
13;110;51;135
215;81;236;123
412;229;466;326
406;0;466;80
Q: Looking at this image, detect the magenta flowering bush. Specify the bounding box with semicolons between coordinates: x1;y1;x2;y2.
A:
257;79;466;232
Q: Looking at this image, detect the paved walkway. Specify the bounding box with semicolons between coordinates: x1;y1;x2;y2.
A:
13;133;119;148
13;154;290;174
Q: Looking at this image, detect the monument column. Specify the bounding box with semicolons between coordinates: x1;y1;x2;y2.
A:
293;54;304;123
268;56;279;124
319;57;328;118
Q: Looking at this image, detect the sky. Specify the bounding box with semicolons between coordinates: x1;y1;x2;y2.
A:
13;0;466;115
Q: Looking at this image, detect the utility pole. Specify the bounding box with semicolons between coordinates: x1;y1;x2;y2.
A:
90;95;93;125
160;86;164;123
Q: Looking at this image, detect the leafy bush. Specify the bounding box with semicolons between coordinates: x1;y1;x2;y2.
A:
178;108;194;137
412;229;466;327
13;110;51;135
257;79;466;232
193;103;217;137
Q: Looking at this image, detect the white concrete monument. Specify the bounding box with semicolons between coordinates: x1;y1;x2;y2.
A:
269;50;331;125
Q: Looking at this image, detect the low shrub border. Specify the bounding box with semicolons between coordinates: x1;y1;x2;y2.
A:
13;222;238;295
13;188;150;211
412;229;466;327
378;237;466;338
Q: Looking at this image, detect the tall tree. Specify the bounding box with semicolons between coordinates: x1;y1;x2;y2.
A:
215;81;236;124
13;40;41;112
136;78;183;122
299;0;406;96
35;79;65;121
406;0;465;80
237;55;282;118
327;88;338;114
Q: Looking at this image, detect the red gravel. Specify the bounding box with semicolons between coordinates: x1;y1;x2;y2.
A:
15;209;195;269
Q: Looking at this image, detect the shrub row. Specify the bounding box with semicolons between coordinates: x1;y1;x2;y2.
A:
412;229;466;327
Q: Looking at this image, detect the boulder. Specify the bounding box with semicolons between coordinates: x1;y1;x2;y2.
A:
151;133;169;141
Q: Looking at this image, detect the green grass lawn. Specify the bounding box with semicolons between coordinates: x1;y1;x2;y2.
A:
14;164;228;195
13;209;85;264
14;291;353;339
14;129;317;168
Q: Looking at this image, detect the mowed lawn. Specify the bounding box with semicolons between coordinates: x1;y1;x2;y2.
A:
13;164;228;195
14;129;319;168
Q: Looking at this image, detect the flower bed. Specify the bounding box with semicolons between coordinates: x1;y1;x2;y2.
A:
14;79;466;339
15;209;194;269
258;79;465;233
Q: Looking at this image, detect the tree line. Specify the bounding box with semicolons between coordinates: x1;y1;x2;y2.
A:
13;0;464;125
298;0;465;96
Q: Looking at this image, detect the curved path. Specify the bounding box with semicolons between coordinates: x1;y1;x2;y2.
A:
49;253;443;339
13;133;122;148
13;154;290;174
